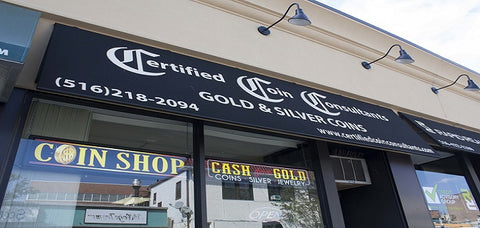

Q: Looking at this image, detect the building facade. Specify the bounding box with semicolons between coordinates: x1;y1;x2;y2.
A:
1;0;480;227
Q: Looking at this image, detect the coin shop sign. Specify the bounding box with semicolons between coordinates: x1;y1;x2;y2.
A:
19;139;186;177
37;24;436;157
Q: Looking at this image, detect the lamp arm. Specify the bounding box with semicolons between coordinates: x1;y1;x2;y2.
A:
366;44;402;65
261;3;298;32
435;74;470;91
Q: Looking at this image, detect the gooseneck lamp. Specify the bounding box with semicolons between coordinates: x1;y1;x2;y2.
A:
361;44;415;69
431;74;480;94
258;3;311;36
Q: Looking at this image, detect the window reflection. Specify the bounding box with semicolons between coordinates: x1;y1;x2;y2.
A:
0;100;194;228
222;182;254;200
414;153;480;228
205;126;323;227
417;170;480;227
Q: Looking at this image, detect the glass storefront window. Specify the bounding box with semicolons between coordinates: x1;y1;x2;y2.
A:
205;126;323;228
415;154;480;228
0;99;194;228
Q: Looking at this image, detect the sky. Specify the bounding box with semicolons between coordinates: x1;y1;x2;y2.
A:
314;0;480;74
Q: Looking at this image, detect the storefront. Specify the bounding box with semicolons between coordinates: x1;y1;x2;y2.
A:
1;1;480;228
401;113;480;228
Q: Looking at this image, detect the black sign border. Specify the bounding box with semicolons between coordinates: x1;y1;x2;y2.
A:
400;112;480;154
36;24;437;157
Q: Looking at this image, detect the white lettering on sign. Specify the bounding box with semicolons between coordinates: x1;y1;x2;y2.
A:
300;91;340;116
0;206;39;223
84;209;147;224
106;47;225;82
198;91;255;110
0;48;8;56
237;76;293;103
301;91;390;122
414;120;436;134
107;47;165;76
249;207;282;222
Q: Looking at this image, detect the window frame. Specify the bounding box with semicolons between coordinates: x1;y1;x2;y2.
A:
1;91;334;228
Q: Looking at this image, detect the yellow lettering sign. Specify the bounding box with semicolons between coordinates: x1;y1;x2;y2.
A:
222;163;231;175
116;152;130;170
241;165;251;176
209;161;251;177
34;143;54;162
211;162;220;173
76;147;87;166
28;140;188;177
298;171;306;181
171;158;184;175
273;168;305;181
88;149;107;167
152;156;168;173
273;169;281;179
231;164;240;175
133;154;150;172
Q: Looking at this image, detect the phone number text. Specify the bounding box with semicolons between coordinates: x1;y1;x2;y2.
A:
54;77;199;111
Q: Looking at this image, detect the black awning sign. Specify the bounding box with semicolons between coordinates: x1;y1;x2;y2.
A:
401;113;480;154
36;24;436;157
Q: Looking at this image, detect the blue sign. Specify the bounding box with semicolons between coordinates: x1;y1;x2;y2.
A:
37;24;437;156
0;2;40;63
19;139;187;177
401;113;480;154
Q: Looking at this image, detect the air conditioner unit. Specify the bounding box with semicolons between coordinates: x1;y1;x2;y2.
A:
330;155;371;189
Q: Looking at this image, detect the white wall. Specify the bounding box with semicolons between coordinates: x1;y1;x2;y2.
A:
150;171;193;228
4;0;480;131
206;178;289;227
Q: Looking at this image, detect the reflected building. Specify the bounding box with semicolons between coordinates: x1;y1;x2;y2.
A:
26;181;149;206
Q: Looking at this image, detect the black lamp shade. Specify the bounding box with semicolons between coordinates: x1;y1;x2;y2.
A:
361;44;414;69
288;8;311;26
395;49;415;64
465;79;480;91
431;74;480;94
258;3;310;36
